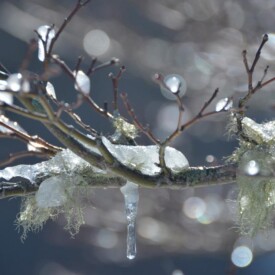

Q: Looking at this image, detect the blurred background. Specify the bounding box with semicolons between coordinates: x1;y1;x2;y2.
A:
0;0;275;274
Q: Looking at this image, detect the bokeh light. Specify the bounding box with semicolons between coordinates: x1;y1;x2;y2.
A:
231;246;253;268
83;29;110;56
183;197;206;220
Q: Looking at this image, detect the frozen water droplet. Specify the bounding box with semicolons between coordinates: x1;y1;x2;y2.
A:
244;160;259;176
74;70;90;95
120;181;139;260
37;25;55;62
215;98;233;112
35;176;67;208
161;74;187;100
0;80;7;90
7;73;22;92
231;246;253;267
46;81;56;99
0;80;13;104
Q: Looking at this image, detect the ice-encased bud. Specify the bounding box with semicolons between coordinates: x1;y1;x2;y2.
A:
6;73;30;93
74;70;90;95
0;80;13;105
215;98;233;112
102;137;189;176
46;81;56;99
120;181;139;260
161;74;187;100
37;25;55;62
0;115;26;134
35;176;67;208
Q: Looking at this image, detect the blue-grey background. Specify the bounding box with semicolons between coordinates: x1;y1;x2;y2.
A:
0;0;275;274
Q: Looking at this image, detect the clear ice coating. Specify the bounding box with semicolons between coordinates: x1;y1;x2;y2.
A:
35;176;68;208
242;117;275;144
37;25;55;62
46;82;56;99
215;97;233;112
120;181;139;260
161;74;187;100
0;115;26;134
74;70;90;95
102;137;189;176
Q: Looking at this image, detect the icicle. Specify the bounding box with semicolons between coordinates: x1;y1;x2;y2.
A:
120;181;139;260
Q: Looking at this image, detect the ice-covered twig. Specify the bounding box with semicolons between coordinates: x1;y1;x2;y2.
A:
120;181;139;259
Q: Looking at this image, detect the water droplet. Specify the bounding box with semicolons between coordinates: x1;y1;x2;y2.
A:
7;73;22;92
231;246;253;267
244;160;259;176
46;82;56;99
215;98;233;111
0;80;7;90
161;74;187;100
74;70;90;95
37;25;55;62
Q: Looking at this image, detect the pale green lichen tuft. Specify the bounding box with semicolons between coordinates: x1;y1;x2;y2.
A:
16;175;92;241
113;117;138;140
236;145;275;236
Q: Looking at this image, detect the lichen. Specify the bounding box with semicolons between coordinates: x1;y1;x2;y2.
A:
236;144;275;236
16;174;93;240
112;117;138;140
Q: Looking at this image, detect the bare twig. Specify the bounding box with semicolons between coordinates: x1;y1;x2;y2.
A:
47;0;91;56
109;65;126;113
51;55;114;119
120;92;160;144
0;151;50;167
87;58;120;76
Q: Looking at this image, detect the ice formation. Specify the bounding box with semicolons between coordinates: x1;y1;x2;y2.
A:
0;115;26;134
215;98;233;112
74;70;90;95
161;74;187;100
102;137;189;175
35;176;68;208
0;80;13;105
36;25;55;62
6;73;30;93
0;149;90;183
242;117;275;144
120;181;139;260
45;81;56;99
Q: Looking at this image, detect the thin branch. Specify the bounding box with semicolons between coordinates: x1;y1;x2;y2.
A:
0;159;237;199
120;92;160;144
0;151;50;167
87;57;120;76
47;0;91;56
0;103;50;123
19;39;37;71
51;55;113;119
109;65;125;113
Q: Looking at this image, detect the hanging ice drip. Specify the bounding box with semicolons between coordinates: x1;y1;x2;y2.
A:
120;181;139;260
